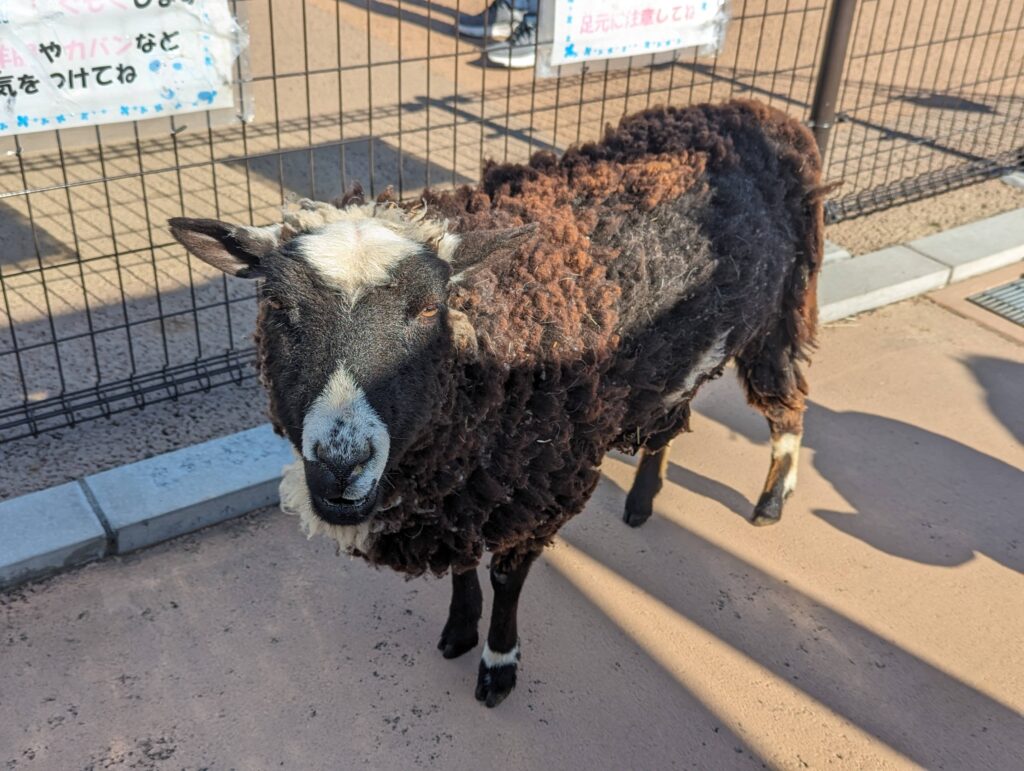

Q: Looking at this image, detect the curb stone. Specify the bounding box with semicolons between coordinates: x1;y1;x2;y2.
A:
818;245;949;323
2;208;1022;590
0;482;108;587
906;208;1024;282
83;424;294;554
824;240;852;264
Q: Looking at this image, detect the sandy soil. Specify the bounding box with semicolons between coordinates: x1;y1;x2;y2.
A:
2;288;1022;770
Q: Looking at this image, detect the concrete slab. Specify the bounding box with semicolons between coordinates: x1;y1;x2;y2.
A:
824;239;852;264
82;424;294;553
907;208;1024;282
819;245;950;322
0;482;107;588
1002;171;1024;190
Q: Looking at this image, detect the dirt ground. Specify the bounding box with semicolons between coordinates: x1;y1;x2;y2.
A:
2;281;1022;770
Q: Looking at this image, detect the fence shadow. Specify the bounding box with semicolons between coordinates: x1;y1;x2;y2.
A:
0;201;78;272
228;135;475;202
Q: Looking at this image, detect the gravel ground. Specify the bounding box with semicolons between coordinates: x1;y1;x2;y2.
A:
828;177;1024;256
0;378;266;501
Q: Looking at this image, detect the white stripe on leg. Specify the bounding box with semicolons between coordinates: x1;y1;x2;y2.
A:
772;432;802;496
481;642;520;668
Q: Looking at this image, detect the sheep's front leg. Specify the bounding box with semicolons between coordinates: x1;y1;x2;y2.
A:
438;568;482;659
475;550;538;708
624;441;672;527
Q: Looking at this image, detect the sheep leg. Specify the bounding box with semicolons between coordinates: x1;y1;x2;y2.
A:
438;568;482;659
475;550;539;708
751;408;803;526
737;314;811;526
623;441;672;527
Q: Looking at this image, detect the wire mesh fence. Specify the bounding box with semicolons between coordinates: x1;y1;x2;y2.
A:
1;0;1022;443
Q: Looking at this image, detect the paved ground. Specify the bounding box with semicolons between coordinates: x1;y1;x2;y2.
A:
2;286;1022;770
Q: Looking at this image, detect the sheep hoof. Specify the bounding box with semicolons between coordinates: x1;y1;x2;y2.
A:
622;494;654;528
751;492;783;526
438;623;479;660
475;660;517;708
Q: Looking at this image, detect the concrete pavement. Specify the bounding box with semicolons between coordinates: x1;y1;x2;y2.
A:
2;288;1022;769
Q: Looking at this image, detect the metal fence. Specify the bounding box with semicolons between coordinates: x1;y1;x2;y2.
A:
1;0;1022;442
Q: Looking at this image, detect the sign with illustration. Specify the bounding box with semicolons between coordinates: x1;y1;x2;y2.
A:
550;0;728;66
0;0;244;137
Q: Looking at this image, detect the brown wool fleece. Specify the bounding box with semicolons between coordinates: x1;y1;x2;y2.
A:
259;99;824;576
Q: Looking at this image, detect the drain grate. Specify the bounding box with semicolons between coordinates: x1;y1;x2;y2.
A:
967;277;1024;326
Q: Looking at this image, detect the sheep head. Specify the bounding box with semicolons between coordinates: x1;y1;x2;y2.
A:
168;196;533;545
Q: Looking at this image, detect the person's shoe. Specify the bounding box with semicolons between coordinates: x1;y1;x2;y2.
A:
457;0;524;40
486;13;537;68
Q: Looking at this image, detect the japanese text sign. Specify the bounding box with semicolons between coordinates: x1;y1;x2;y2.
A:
551;0;727;66
0;0;242;137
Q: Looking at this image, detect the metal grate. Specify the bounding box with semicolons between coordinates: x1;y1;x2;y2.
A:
967;278;1024;326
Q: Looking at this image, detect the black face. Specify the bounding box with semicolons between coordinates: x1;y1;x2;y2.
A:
259;242;454;524
168;211;533;527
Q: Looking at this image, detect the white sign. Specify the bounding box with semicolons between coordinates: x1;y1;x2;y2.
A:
0;0;242;137
551;0;727;66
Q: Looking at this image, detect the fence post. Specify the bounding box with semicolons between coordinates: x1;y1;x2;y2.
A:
809;0;858;155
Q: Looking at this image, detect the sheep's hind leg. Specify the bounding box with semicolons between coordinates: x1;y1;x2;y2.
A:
438;569;482;659
752;416;803;526
475;549;539;707
737;325;809;527
623;441;672;527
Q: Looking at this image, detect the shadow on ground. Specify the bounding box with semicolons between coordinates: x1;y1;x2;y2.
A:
557;468;1024;767
963;354;1024;446
692;394;1024;573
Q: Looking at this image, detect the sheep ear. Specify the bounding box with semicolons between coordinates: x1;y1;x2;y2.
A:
168;218;280;279
448;223;537;275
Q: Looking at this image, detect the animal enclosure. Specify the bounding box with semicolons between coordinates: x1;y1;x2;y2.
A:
1;0;1022;441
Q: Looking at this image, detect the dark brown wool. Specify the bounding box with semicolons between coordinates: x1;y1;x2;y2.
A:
259;99;825;576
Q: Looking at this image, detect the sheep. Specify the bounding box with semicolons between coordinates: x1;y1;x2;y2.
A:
169;98;825;708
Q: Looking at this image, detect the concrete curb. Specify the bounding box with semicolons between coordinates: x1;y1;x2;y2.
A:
1;426;293;589
2;208;1022;591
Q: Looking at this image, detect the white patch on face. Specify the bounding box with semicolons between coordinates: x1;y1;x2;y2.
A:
302;362;391;502
297;219;420;302
482;642;520;668
279;454;375;554
772;432;802;496
663;329;731;405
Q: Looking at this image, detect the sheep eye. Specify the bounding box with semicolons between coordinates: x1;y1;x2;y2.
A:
419;304;440;319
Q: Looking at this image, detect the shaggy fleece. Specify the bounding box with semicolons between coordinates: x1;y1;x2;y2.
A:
259;99;825;576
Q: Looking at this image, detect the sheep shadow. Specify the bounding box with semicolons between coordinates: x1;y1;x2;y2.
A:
693;392;1024;574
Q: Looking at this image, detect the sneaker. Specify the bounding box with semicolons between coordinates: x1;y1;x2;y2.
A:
486;13;537;69
457;0;523;40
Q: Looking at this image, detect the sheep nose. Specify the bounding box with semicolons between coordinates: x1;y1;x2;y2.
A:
306;445;374;505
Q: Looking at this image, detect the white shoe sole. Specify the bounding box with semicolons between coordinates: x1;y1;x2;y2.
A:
458;16;522;40
486;48;536;68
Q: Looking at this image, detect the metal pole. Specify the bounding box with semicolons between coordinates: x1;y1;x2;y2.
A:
809;0;859;154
